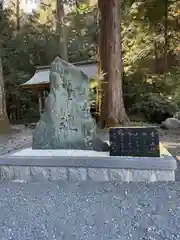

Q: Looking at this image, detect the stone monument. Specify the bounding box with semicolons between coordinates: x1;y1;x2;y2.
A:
32;57;109;151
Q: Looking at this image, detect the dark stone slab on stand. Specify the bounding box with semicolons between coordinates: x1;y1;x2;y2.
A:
109;127;160;157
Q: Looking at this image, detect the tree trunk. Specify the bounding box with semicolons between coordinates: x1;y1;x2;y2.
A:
164;0;168;74
98;0;129;128
56;0;68;61
16;0;20;31
0;50;11;134
0;1;11;134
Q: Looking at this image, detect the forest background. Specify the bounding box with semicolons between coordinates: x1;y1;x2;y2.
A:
0;0;180;127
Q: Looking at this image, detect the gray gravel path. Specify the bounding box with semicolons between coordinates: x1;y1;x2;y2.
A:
0;180;180;240
0;126;32;155
0;125;180;239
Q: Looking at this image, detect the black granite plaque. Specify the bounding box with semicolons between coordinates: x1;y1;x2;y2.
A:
109;127;160;157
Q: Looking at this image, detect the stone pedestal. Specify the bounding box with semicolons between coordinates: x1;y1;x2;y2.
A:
0;143;176;183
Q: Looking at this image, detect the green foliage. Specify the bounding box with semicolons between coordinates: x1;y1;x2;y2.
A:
130;92;176;122
67;3;97;61
0;1;98;122
1;0;180;123
120;0;180;122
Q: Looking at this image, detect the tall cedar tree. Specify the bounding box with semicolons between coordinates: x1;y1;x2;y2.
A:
16;0;20;30
0;0;11;133
56;0;68;60
98;0;129;128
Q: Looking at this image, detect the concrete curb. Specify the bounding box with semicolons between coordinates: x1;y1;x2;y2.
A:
0;155;177;170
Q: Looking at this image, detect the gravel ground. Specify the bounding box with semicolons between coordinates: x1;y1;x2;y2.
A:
0;180;179;240
0;125;32;155
0;125;180;239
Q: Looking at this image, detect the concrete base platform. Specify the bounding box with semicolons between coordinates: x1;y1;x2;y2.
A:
0;143;177;183
11;148;109;157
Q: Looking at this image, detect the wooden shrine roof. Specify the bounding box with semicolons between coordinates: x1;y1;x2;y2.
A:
21;60;98;89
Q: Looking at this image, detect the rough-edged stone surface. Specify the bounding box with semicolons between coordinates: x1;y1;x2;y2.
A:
0;166;175;182
174;111;180;120
87;168;109;182
69;168;87;181
32;57;109;151
160;117;180;129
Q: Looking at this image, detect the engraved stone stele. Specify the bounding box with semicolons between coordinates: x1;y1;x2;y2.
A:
32;57;109;151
